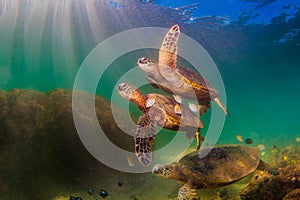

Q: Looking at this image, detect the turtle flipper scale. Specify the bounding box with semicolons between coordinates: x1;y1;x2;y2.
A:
158;25;180;69
135;114;157;166
146;98;156;108
178;183;200;200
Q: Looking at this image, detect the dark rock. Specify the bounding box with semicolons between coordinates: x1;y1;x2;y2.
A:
283;188;300;200
240;164;300;200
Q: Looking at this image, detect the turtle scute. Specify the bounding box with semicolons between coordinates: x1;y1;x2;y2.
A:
178;145;260;183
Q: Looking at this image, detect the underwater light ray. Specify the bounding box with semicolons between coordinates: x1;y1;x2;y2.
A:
51;0;77;87
0;0;23;89
24;1;51;72
23;0;64;91
0;0;20;55
84;0;106;43
0;0;8;17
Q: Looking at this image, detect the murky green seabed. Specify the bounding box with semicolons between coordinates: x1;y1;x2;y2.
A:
0;89;299;200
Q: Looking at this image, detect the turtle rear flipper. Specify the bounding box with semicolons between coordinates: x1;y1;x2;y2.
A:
257;160;279;176
178;183;200;200
213;97;230;117
135;114;157;166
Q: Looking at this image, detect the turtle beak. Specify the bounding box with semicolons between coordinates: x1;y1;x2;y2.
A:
117;83;129;99
137;57;147;65
117;83;126;91
152;164;165;174
137;57;154;73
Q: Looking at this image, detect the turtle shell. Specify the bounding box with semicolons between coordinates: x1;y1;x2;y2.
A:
176;66;220;101
146;93;202;129
179;145;260;187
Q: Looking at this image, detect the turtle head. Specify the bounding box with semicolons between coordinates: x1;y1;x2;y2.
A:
137;57;157;73
117;82;138;100
152;164;176;180
118;83;147;111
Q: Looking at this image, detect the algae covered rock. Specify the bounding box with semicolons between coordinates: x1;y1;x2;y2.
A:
240;163;300;200
5;89;48;139
240;144;300;200
0;89;134;200
283;188;300;200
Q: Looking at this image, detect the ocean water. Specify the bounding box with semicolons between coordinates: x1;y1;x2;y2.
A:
0;0;300;199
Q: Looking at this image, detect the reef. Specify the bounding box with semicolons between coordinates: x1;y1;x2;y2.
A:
0;89;138;200
240;145;300;200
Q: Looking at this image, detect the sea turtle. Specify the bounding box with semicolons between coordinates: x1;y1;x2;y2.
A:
117;82;204;166
152;145;279;200
137;24;229;116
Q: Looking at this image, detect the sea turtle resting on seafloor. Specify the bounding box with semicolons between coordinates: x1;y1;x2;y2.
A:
152;145;279;200
117;82;204;166
137;24;229;116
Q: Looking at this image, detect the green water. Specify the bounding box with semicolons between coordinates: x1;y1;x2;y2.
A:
0;0;300;199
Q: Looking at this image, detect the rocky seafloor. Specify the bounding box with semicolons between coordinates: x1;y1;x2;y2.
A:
0;89;299;200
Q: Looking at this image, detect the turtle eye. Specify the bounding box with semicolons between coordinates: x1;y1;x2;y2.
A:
138;57;146;64
139;57;151;65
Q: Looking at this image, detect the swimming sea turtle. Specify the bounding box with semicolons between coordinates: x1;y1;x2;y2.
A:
117;82;204;166
152;145;279;200
137;24;229;116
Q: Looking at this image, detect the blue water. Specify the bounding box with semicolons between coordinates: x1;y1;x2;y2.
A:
0;0;299;199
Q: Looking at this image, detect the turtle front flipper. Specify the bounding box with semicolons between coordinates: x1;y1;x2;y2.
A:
257;160;279;176
178;183;200;200
135;114;157;166
159;24;180;69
